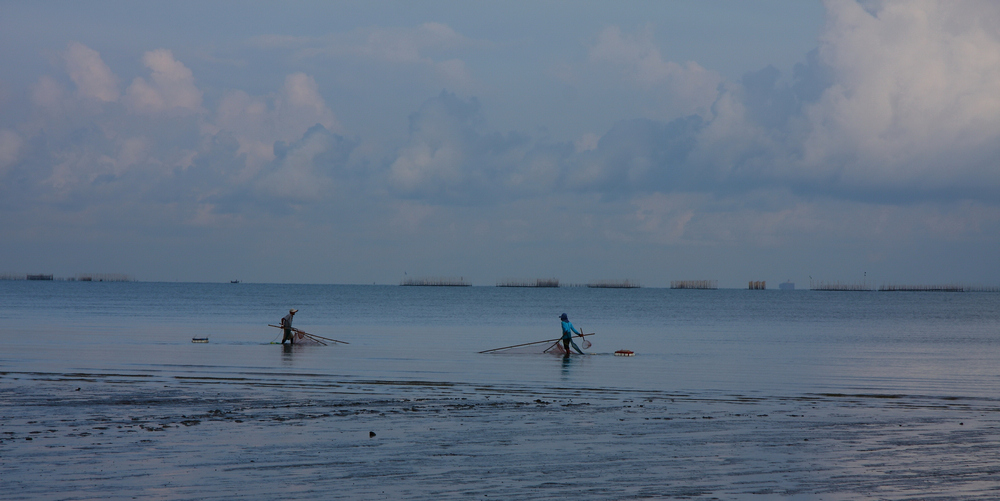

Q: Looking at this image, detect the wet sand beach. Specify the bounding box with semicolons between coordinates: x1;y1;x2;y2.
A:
4;363;1000;500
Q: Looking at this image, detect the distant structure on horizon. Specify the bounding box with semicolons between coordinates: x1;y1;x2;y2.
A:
878;284;999;292
400;277;471;287
76;273;133;282
497;278;559;287
810;279;873;291
748;281;766;290
1;272;133;282
779;281;795;291
670;280;717;290
587;279;640;289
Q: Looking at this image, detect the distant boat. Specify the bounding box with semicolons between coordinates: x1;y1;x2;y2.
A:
230;280;240;284
191;337;209;343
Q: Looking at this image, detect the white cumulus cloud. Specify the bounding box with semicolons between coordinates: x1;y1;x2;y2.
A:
124;49;203;114
801;0;1000;190
215;73;342;172
64;42;119;102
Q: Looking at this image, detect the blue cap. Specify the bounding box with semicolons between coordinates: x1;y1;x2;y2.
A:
560;313;568;321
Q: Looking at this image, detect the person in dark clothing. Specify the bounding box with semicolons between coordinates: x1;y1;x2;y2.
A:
280;309;298;344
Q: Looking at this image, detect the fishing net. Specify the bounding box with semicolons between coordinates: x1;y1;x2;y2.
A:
481;334;593;354
267;325;348;346
270;332;324;345
294;331;323;344
542;337;592;355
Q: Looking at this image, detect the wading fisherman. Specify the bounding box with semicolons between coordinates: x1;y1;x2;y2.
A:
280;309;298;344
559;313;585;355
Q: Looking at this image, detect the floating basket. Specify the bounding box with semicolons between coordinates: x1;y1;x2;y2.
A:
614;349;634;357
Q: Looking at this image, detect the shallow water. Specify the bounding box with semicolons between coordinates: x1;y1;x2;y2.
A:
2;283;999;499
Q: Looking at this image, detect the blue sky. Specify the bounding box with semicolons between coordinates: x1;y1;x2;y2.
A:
1;1;998;287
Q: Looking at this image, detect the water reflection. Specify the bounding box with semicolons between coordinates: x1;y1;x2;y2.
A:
560;353;573;379
280;342;295;364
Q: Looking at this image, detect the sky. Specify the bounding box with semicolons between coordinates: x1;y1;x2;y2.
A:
1;0;999;287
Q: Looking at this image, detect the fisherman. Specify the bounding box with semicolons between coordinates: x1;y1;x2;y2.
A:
280;309;298;344
559;313;585;355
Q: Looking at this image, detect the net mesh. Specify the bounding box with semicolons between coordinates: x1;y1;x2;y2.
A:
483;335;592;354
542;337;592;354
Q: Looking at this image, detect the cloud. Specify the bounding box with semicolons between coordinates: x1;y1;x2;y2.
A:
576;1;1000;203
388;91;566;203
30;76;65;111
255;124;357;203
347;22;467;64
7;39;359;224
574;133;600;153
798;0;1000;195
388;91;482;195
274;73;341;135
628;190;1000;250
589;25;723;119
79;2;994;217
64;42;119;102
0;129;22;171
255;23;477;89
3;3;999;286
214;73;342;172
263;22;468;62
569;116;704;194
124;49;203;114
152;122;360;220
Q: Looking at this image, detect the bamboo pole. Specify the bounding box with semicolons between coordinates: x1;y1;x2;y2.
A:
479;333;594;353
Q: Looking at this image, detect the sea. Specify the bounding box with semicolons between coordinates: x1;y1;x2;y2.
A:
2;282;999;500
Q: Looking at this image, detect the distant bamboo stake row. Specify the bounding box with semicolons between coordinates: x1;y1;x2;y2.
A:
670;280;717;290
586;279;640;288
400;277;471;286
809;280;873;291
75;273;133;282
497;278;560;287
878;284;1000;292
0;272;133;282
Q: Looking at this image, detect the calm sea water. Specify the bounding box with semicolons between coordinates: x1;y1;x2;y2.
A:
3;282;1000;499
2;281;998;395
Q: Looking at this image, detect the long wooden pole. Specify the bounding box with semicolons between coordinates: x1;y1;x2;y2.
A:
479;333;594;353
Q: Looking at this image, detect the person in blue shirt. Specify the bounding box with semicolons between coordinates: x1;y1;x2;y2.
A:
560;313;585;354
